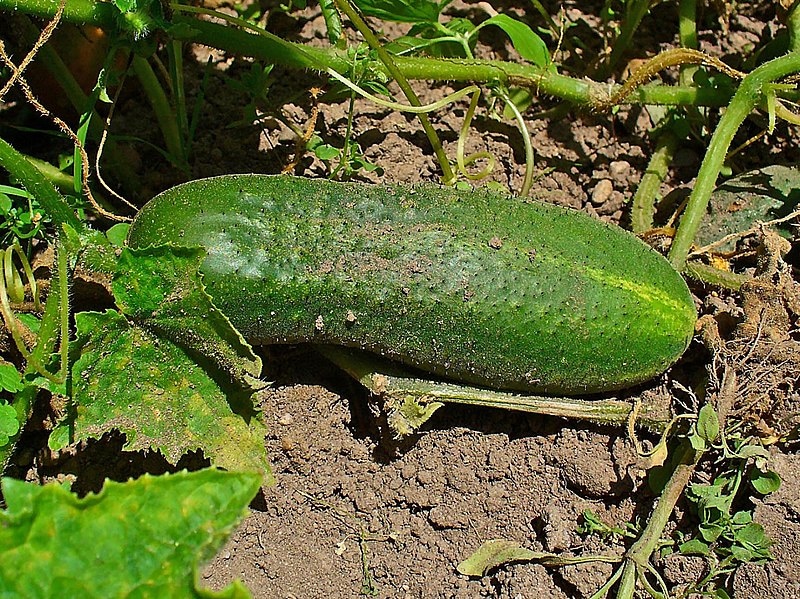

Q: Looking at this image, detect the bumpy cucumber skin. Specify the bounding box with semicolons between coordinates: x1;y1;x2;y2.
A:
127;175;696;395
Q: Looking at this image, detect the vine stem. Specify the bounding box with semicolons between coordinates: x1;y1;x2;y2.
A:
668;51;800;270
615;441;701;599
131;55;186;170
1;0;742;109
332;0;455;183
630;129;677;234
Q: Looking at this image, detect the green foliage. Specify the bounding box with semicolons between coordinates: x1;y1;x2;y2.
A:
0;186;45;244
0;402;19;447
577;509;637;540
105;223;130;248
479;14;551;68
0;138;84;234
0;362;23;447
1;1;799;597
378;5;550;67
112;0;169;40
682;474;774;564
0;361;24;393
749;467;781;494
52;246;271;486
696;165;800;252
672;429;781;595
0;469;260;598
353;0;445;23
307;135;383;177
112;247;261;386
224;62;274;129
689;404;721;451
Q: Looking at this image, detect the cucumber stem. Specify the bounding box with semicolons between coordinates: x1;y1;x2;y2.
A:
131;55;187;171
317;346;672;434
630;129;678;235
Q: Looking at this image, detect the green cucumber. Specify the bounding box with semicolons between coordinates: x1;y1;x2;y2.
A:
127;174;696;395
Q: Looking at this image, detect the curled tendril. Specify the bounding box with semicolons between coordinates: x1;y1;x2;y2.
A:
456;90;495;181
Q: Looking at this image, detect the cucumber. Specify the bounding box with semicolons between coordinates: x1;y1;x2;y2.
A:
127;174;696;395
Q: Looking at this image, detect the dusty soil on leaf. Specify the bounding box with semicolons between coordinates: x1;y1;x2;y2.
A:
3;1;800;597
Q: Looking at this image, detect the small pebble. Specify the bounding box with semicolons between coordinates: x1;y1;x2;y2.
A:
609;160;630;182
591;179;613;205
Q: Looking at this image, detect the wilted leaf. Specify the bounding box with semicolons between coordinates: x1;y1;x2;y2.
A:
54;310;271;485
0;469;260;598
457;539;540;576
697;165;800;252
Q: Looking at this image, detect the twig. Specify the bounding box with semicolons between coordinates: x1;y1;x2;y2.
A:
0;29;128;222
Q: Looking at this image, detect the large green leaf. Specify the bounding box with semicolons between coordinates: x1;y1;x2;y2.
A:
53;309;271;484
113;246;261;388
0;469;260;598
53;246;271;484
353;0;442;23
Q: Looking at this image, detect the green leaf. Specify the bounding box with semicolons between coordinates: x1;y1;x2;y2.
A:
679;538;711;556
735;522;772;551
352;0;442;23
0;469;259;598
16;312;41;333
0;402;19;446
736;444;770;460
729;544;757;563
106;223;130;248
0;137;83;232
112;247;262;388
319;0;343;45
54;310;272;485
479;15;550;68
699;522;724;543
457;539;540;577
696;404;720;444
313;144;342;161
688;432;706;451
0;361;23;393
749;468;781;495
70;228;120;275
0;192;12;213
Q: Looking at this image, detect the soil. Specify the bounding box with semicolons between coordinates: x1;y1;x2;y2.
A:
2;1;799;598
